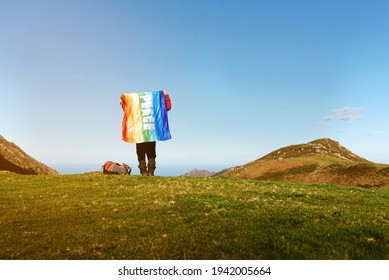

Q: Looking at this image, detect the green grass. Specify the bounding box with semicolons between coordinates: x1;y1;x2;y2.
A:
1;172;389;260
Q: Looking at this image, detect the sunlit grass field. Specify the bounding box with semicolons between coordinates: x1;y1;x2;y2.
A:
1;172;388;259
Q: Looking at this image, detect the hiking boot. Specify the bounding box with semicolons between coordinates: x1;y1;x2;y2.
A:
147;158;156;176
138;160;148;176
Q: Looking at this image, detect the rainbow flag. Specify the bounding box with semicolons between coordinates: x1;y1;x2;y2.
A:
120;91;171;144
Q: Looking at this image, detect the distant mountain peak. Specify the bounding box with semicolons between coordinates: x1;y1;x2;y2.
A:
181;169;216;177
260;138;368;163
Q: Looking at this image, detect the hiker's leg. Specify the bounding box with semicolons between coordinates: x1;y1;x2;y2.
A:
146;142;156;176
136;143;148;175
148;158;156;176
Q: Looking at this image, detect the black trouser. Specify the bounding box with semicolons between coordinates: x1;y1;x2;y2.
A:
136;142;156;161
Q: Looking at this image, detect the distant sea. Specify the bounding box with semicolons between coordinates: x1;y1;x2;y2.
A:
50;163;232;176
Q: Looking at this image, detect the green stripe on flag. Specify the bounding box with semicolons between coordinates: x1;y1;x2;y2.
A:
139;92;152;142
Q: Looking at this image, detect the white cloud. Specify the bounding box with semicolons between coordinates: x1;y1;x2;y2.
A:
324;106;364;121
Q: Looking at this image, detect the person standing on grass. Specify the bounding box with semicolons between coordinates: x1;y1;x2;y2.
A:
120;90;172;176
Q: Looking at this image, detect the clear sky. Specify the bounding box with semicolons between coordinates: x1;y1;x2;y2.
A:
1;0;389;173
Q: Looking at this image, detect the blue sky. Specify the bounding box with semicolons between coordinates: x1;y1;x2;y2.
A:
1;0;389;173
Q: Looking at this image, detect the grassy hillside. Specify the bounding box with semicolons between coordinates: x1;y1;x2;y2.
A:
1;172;389;260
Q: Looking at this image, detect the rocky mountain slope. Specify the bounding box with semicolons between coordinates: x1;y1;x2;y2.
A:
0;135;59;175
219;138;389;188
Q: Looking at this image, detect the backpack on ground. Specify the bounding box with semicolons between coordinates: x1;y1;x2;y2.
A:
102;161;131;175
